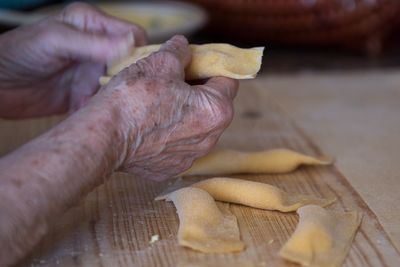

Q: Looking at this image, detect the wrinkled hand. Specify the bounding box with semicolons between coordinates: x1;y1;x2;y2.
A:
0;2;146;118
97;35;238;180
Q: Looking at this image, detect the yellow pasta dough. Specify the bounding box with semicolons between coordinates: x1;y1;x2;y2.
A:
177;260;267;267
107;44;162;76
182;149;333;176
279;205;362;267
99;43;264;85
189;177;335;212
163;187;244;253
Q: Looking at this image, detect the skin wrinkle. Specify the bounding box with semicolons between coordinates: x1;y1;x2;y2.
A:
114;42;236;178
0;5;145;118
113;71;203;174
156;87;189;144
57;2;145;41
192;91;224;133
0;17;237;265
0;27;41;81
27;121;115;203
117;77;194;165
165;134;207;148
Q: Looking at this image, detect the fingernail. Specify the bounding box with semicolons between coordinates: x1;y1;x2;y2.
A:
127;31;135;46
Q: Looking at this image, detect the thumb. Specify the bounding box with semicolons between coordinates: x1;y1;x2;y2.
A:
50;23;135;63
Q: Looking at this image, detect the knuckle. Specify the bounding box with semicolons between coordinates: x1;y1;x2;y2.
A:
145;50;182;77
133;58;157;77
172;35;187;44
211;103;234;129
62;2;92;15
156;50;181;67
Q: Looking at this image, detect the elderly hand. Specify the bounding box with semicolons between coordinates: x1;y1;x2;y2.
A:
0;2;146;118
93;35;238;180
0;35;237;266
0;3;238;264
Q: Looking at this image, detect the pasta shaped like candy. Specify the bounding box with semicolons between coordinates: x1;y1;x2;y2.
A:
182;149;333;176
99;43;264;85
191;178;335;212
163;187;244;253
279;205;362;267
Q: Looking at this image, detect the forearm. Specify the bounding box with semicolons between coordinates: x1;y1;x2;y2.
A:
0;97;126;266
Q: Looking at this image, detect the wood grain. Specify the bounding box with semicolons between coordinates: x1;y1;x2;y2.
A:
0;80;399;266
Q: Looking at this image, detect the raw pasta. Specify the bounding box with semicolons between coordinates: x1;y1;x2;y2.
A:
99;43;264;85
279;205;362;267
190;177;335;212
162;187;244;253
177;260;267;267
182;149;333;176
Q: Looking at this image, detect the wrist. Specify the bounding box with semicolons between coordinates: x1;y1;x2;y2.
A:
85;91;135;172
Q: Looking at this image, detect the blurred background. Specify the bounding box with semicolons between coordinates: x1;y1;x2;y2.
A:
1;0;400;72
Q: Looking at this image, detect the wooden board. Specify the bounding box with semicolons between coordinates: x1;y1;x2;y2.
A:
1;81;398;266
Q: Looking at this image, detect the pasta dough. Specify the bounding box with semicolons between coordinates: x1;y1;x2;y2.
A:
177;260;267;267
99;43;264;85
279;205;362;267
182;149;333;176
162;187;244;253
190;177;335;212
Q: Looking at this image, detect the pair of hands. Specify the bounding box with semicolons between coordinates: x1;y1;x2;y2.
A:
0;3;238;180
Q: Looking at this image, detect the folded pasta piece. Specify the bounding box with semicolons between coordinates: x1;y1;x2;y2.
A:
190;177;335;212
177;260;267;267
182;149;333;176
279;205;362;267
99;43;264;85
162;187;245;253
107;44;162;76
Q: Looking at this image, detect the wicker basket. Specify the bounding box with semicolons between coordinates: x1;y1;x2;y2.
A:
185;0;400;54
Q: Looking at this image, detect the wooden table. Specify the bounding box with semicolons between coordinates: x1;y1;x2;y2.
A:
1;71;399;266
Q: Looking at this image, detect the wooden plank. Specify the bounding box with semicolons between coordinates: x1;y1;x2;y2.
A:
1;80;398;266
260;71;400;252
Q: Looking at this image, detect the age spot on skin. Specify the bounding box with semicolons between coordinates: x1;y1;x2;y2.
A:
182;104;190;112
126;76;143;87
141;80;157;92
112;130;119;139
98;117;112;129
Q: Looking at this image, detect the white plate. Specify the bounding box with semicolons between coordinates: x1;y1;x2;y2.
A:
0;1;208;42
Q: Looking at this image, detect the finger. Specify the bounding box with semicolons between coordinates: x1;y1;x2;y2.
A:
159;35;191;68
150;35;191;79
57;2;147;46
48;22;135;62
198;77;239;100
